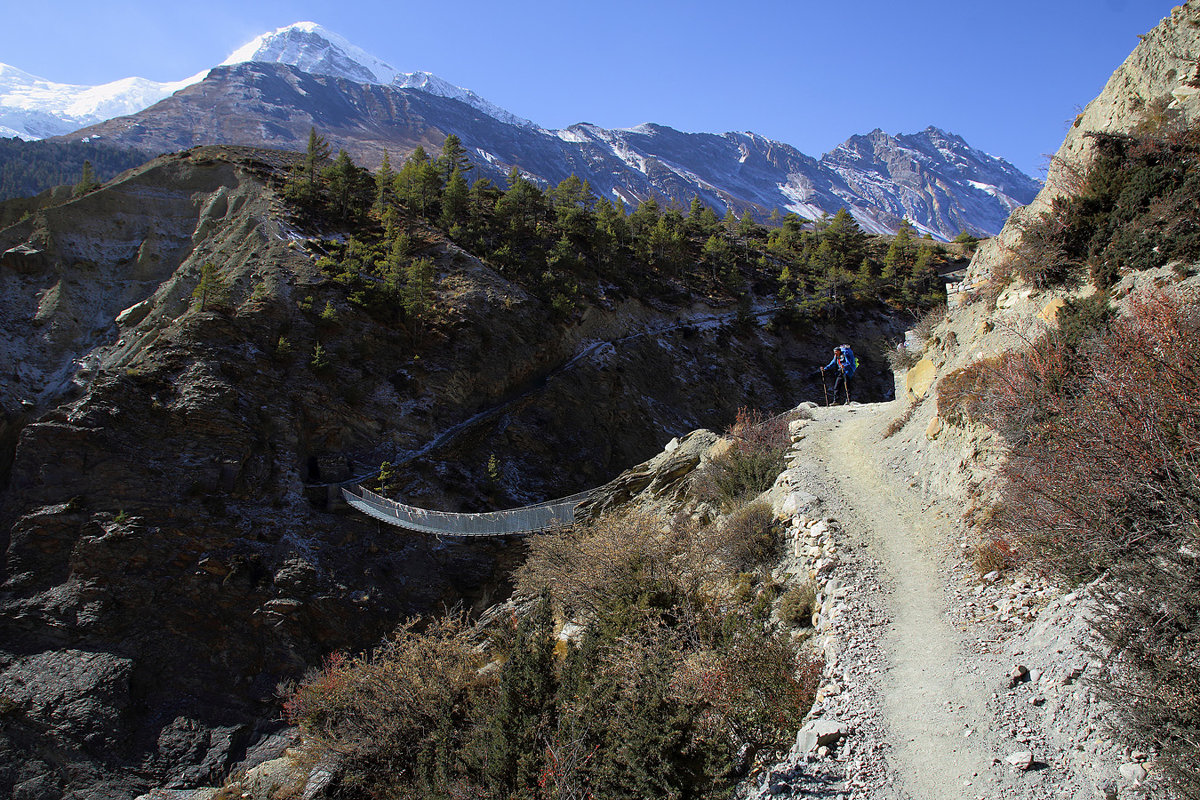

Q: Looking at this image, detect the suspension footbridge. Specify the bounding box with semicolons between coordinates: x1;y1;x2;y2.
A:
342;484;593;536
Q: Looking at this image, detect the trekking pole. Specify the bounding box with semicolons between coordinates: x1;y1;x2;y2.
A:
820;369;830;406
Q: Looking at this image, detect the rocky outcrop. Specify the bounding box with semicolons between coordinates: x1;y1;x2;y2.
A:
969;1;1200;286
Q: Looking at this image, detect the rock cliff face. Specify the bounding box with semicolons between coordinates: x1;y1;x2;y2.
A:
0;146;902;798
968;1;1200;287
896;1;1200;486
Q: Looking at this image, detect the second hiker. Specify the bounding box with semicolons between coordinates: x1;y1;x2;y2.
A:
821;344;857;405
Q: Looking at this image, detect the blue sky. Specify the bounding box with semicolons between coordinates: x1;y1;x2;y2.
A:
0;0;1180;176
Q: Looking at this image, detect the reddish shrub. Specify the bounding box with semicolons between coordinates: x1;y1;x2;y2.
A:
976;287;1200;797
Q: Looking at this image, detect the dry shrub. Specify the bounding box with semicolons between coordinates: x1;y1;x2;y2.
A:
778;582;817;627
516;510;707;619
668;631;819;750
704;501;778;571
981;287;1200;797
692;407;792;510
1008;206;1081;289
980;260;1016;308
283;616;489;799
886;344;922;372
937;336;1073;440
972;538;1015;575
912;305;947;343
882;398;921;439
996;289;1200;575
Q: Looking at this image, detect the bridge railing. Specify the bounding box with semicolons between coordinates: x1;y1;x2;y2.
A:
342;484;591;536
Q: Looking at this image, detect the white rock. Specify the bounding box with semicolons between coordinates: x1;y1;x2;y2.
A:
1005;750;1034;770
797;718;846;753
1118;763;1147;783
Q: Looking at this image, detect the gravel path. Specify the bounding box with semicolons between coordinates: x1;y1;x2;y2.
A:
819;404;998;798
747;400;1143;800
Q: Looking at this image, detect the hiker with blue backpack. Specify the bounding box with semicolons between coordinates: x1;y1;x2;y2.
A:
820;344;857;405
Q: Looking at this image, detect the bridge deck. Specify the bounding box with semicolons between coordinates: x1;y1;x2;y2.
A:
342;485;589;536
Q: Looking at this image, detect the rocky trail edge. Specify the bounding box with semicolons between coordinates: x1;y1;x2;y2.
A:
755;400;1125;800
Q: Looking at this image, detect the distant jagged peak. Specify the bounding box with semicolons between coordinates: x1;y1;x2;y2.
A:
221;21;402;85
394;71;538;129
222;21;538;129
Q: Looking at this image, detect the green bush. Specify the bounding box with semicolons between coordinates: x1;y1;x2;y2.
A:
692;408;791;510
779;582;817;627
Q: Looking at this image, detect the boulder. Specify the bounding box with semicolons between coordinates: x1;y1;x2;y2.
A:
1119;762;1148;784
774;490;819;521
796;718;846;753
1038;297;1066;323
905;358;937;399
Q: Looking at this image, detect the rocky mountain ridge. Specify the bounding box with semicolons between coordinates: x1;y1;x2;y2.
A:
0;21;1038;239
57;55;1037;240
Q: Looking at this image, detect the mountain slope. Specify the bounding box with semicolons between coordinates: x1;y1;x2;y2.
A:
0;143;905;799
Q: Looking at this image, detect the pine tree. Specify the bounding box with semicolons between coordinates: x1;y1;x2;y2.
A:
73;159;100;196
376;460;396;493
310;342;330;372
737;210;755;237
702;233;734;285
435;134;473;184
882;220;916;285
478;597;557;797
401;257;436;334
374;149;396;213
852;256;876;300
192;261;228;311
440;167;469;230
547;234;580;276
823;208;867;273
486;454;501;487
322;149;369;221
549;175;596;244
297;128;332;205
628;197;661;238
778;263;796;302
395;147;434;216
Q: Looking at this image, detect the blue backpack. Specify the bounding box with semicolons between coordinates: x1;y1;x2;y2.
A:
836;345;857;378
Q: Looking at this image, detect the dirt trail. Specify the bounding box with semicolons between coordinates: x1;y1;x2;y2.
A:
807;403;999;799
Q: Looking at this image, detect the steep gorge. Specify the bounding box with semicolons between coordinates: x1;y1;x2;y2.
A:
0;146;903;798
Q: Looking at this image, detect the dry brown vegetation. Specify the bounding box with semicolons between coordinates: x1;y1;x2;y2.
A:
690;407;794;511
286;404;821;799
949;287;1200;797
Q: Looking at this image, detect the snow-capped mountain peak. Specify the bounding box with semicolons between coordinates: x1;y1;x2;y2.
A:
221;22;537;129
220;21;401;86
0;61;205;140
394;71;537;129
